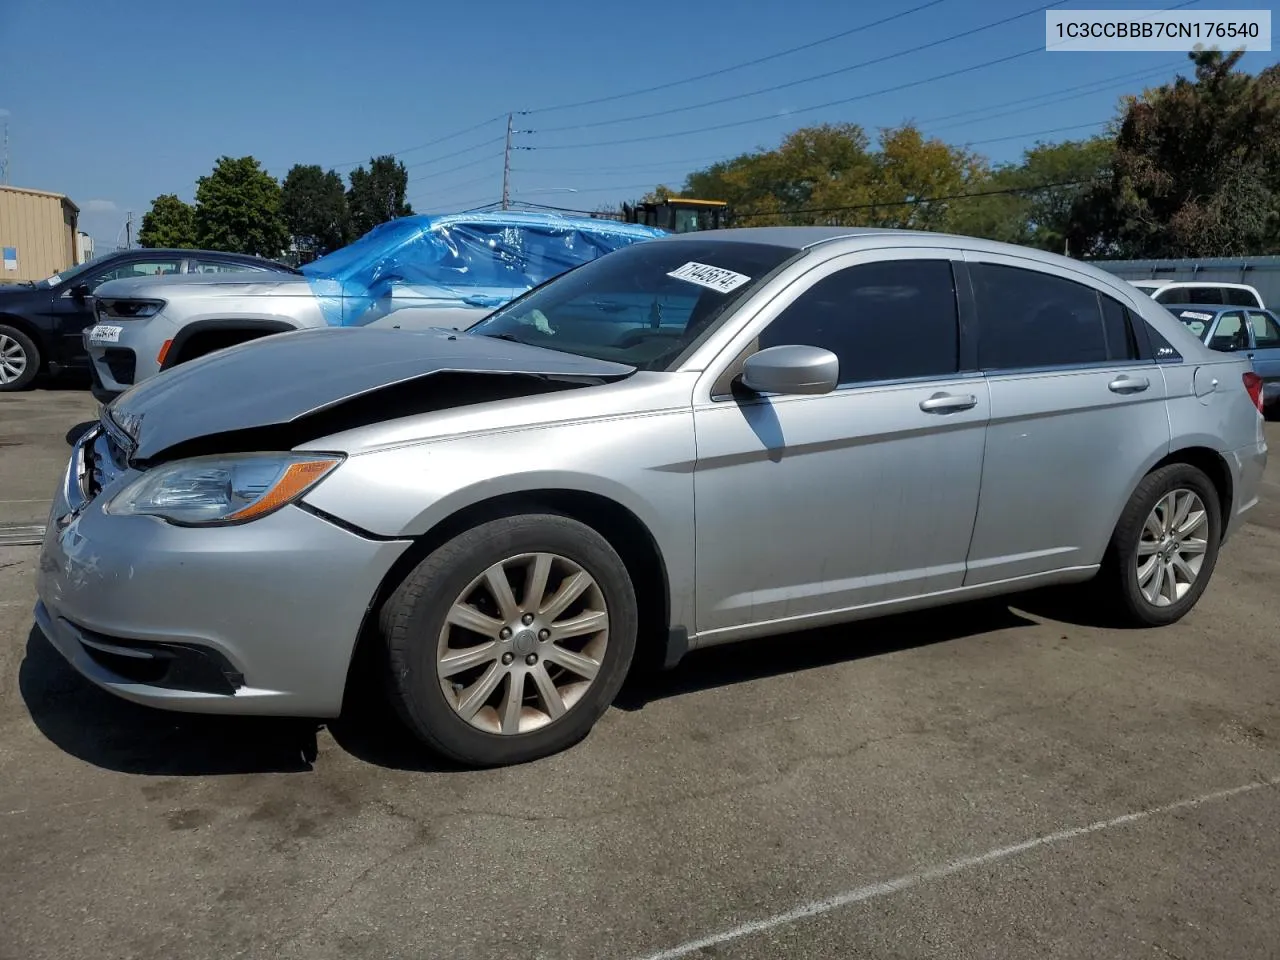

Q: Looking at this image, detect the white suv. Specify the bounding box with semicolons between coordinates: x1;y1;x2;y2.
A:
1128;279;1265;308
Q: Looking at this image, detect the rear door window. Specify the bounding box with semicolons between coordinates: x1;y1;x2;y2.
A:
971;262;1135;370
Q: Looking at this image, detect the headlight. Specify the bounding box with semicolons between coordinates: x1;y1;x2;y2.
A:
100;298;167;319
105;452;344;525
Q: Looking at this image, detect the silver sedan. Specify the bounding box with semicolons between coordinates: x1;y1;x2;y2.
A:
35;227;1268;767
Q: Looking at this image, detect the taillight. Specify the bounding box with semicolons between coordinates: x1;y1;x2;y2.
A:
1243;371;1264;413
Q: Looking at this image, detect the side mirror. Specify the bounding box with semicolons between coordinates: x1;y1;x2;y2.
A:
70;282;91;300
740;344;839;396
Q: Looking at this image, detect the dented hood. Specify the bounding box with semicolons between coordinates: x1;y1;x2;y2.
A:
105;326;635;461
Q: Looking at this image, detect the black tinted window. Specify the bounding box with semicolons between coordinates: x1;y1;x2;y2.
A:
1225;288;1259;306
1100;294;1140;361
1157;286;1224;305
760;259;959;384
974;263;1129;370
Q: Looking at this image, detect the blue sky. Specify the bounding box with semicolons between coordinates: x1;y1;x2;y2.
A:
2;0;1276;249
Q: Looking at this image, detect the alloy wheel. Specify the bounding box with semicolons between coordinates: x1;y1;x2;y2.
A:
436;552;610;735
1137;488;1210;606
0;334;27;385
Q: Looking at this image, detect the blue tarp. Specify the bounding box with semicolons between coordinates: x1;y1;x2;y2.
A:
298;210;667;326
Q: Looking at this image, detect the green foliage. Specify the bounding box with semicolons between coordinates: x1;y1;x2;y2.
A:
193;156;290;258
346;155;414;239
680;123;981;229
137;194;197;249
1070;49;1280;258
281;164;350;261
950;137;1114;252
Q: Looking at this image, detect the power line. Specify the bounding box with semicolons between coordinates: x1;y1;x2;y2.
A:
729;177;1105;219
506;127;1104;201
406;151;504;186
516;64;1180;187
410;167;504;199
918;61;1184;130
531;0;1064;135
964;120;1108;146
525;0;953;115
514;153;740;176
329;114;509;168
526;0;1202;151
530;47;1043;151
402;135;506;171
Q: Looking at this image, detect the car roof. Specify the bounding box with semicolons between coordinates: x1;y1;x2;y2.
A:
649;226;931;250
1136;279;1258;289
103;248;270;261
1164;303;1268;313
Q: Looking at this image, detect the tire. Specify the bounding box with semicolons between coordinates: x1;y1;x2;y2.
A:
1100;463;1223;627
380;513;638;767
0;324;40;392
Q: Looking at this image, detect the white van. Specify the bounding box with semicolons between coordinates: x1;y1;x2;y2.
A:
1128;279;1265;308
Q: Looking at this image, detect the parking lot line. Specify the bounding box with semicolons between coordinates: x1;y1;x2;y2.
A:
634;775;1280;960
0;523;45;547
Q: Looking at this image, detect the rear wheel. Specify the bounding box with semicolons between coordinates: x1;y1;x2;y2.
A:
1101;463;1222;626
380;514;638;767
0;324;39;392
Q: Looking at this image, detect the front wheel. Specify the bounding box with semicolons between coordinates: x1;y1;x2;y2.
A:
1101;463;1223;627
0;324;40;392
380;513;638;767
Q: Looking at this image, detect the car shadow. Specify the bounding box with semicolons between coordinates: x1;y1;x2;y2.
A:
17;592;1083;776
616;596;1040;710
17;624;462;776
18;626;322;776
36;372;93;391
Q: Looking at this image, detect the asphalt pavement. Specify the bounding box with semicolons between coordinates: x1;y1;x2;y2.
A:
1;384;1278;960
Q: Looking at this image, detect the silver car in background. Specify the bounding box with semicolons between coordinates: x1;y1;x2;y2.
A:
36;227;1267;768
81;211;665;403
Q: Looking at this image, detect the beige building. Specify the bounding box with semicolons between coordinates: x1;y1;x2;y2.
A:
0;184;80;285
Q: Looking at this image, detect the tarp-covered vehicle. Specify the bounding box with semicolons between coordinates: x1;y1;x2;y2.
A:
83;211;666;402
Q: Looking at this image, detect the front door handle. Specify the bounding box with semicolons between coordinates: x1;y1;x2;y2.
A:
1108;375;1150;394
919;392;978;413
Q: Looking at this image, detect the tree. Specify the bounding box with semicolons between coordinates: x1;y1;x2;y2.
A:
346;155;414;238
677;123;982;230
863;125;987;231
137;194;197;249
1070;49;1280;258
281;164;350;261
950;137;1113;252
193;156;290;258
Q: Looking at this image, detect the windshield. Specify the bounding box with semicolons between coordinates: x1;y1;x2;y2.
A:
465;239;797;371
38;251;116;288
1170;308;1215;338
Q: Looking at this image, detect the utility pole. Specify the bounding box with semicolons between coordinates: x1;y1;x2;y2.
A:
125;211;133;249
501;113;514;210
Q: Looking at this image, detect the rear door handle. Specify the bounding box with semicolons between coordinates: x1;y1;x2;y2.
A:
919;392;978;413
1108;375;1150;394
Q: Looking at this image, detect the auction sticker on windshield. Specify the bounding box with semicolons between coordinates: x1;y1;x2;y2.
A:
667;261;752;294
87;324;123;344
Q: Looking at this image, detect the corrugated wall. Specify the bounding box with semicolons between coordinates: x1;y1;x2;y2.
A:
0;188;78;284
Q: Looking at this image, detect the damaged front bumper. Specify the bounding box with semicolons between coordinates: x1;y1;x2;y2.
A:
34;425;413;717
